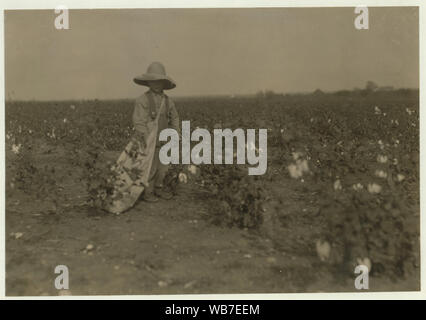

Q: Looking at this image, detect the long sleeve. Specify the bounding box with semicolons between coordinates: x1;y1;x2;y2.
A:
132;97;149;138
168;99;180;133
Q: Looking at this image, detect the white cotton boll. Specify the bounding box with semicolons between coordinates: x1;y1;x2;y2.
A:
179;172;188;184
297;159;309;173
188;165;197;175
288;164;302;179
12;144;21;154
397;174;405;182
368;183;382;194
50;128;56;139
356;257;372;272
375;170;388;179
374;106;381;114
13;232;24;239
352;183;364;191
334;179;342;191
316;240;331;262
377;155;388;163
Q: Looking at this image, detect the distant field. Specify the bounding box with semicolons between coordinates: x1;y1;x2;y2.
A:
5;90;420;295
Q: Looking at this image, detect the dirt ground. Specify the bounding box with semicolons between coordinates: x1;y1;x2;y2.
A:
5;147;420;296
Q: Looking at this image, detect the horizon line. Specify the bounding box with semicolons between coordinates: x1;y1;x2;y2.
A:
5;87;419;102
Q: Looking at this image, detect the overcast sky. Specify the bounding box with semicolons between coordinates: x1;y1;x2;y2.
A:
5;7;419;100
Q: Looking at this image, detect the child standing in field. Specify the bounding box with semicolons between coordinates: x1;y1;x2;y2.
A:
132;62;180;202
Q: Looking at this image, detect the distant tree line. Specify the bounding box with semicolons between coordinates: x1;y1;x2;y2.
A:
257;81;417;99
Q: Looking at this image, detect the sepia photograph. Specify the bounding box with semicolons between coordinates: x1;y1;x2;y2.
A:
3;6;420;296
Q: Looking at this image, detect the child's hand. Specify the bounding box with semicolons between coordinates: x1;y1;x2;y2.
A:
132;131;146;148
140;138;147;150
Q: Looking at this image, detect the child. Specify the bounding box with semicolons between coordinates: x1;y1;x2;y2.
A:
132;62;180;202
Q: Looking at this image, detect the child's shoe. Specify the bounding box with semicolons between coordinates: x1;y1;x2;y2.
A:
155;188;173;200
143;192;159;202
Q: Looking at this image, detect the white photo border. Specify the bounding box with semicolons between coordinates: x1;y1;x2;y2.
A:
0;0;424;300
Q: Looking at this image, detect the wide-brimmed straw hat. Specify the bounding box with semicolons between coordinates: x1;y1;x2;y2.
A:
133;62;176;90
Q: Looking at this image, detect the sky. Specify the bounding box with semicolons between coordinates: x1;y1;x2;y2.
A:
4;7;419;100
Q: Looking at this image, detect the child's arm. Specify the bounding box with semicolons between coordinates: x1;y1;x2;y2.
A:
168;99;180;134
132;96;149;146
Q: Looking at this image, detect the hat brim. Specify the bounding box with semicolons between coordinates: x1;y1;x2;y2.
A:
133;73;176;90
